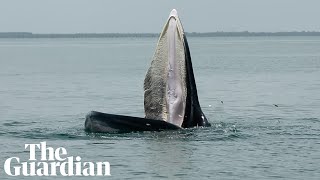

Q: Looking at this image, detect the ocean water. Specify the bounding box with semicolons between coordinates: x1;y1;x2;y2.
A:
0;37;319;179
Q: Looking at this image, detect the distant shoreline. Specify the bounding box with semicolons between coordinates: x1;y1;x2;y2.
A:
1;31;320;38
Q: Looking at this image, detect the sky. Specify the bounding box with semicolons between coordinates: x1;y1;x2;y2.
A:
0;0;320;33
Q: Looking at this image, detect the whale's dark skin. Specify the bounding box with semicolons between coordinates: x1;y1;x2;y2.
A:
181;35;210;128
84;34;210;133
85;111;180;133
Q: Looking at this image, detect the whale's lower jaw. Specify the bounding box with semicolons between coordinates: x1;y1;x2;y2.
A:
85;111;181;133
144;10;188;127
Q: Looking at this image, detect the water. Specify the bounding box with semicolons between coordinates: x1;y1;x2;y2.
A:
0;37;320;179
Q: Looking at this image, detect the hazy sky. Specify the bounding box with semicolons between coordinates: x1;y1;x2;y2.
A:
1;0;319;33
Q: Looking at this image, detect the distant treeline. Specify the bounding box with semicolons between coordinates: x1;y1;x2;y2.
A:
1;31;320;38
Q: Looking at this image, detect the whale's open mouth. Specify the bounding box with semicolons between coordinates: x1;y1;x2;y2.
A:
144;9;209;128
85;9;210;133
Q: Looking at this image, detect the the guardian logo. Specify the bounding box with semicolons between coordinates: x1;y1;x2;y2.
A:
3;142;111;176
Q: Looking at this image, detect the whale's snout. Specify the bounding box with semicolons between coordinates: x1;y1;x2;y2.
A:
169;9;178;17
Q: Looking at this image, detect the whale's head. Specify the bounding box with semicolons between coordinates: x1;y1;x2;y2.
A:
144;9;210;128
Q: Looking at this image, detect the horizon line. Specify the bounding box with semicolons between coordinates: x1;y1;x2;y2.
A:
1;31;320;38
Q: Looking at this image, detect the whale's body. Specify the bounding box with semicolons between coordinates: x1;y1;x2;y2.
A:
85;9;211;133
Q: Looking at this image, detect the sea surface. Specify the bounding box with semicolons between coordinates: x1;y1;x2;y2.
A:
0;37;319;179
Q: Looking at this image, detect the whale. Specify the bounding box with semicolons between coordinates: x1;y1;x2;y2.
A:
85;9;211;133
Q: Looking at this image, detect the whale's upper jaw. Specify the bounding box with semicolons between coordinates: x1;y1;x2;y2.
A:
144;9;210;128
